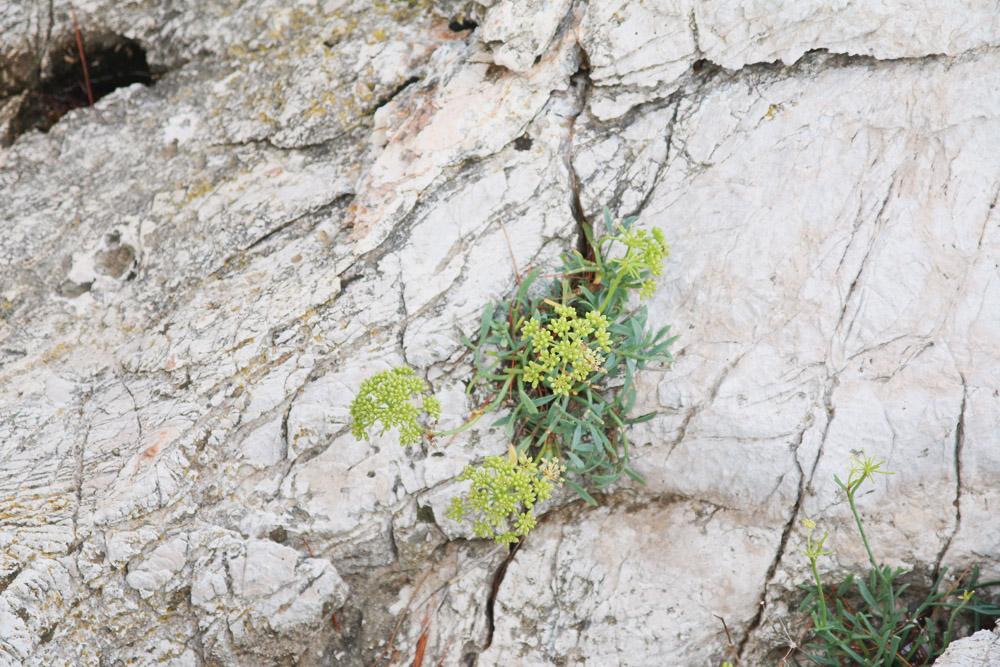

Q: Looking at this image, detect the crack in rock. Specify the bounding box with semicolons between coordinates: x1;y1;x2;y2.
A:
934;374;966;581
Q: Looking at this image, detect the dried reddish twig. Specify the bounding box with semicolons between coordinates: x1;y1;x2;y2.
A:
940;562;976;600
435;635;453;667
445;392;497;446
499;220;521;286
371;570;430;667
715;615;741;666
411;607;431;667
69;5;94;106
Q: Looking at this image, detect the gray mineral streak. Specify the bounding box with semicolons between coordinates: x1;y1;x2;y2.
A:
2;0;999;665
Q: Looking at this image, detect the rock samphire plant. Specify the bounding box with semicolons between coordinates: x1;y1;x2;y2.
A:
349;209;676;545
795;452;1000;666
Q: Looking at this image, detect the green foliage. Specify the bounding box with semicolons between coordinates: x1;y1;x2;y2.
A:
796;452;1000;666
349;366;441;446
350;208;676;545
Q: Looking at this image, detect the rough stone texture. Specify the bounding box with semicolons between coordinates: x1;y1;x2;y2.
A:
579;0;696;120
579;0;1000;119
935;623;1000;667
480;0;574;73
2;0;1000;665
479;497;780;666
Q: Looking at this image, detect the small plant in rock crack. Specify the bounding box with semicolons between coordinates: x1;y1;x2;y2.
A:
349;208;676;545
795;451;1000;666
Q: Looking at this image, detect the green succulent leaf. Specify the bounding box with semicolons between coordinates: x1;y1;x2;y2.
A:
565;479;598;506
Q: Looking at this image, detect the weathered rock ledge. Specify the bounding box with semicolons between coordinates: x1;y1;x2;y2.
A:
2;1;999;665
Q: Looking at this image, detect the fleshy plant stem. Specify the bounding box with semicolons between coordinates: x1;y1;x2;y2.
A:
810;557;828;629
943;591;973;648
597;273;622;313
843;476;879;571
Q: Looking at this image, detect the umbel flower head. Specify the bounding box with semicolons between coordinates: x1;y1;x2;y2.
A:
520;304;611;398
447;445;565;546
608;224;670;297
350;366;441;446
847;449;894;488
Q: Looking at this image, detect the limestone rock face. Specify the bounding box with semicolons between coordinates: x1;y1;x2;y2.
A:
2;0;999;665
934;623;1000;667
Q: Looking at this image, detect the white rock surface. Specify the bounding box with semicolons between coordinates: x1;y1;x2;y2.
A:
480;0;574;73
579;0;696;119
479;497;779;666
580;0;1000;119
696;0;1000;67
1;0;1000;665
935;623;1000;667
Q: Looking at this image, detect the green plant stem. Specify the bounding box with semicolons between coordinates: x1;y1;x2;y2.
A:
811;559;829;629
943;595;972;649
845;478;901;659
799;459;1000;665
846;480;879;570
430;414;484;438
618;349;674;362
598;273;623;313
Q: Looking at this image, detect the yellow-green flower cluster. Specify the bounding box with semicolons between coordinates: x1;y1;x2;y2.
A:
349;366;441;446
520;305;610;398
446;447;564;546
609;226;669;298
539;457;567;485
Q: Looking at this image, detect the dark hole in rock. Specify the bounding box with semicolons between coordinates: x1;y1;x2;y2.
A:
416;504;435;523
96;244;137;279
692;58;717;76
484;63;506;82
56;279;93;298
269;526;288;543
448;18;477;32
165;586;190;613
372;75;420;112
0;567;22;594
2;33;152;145
39;624;56;644
513;134;532;151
